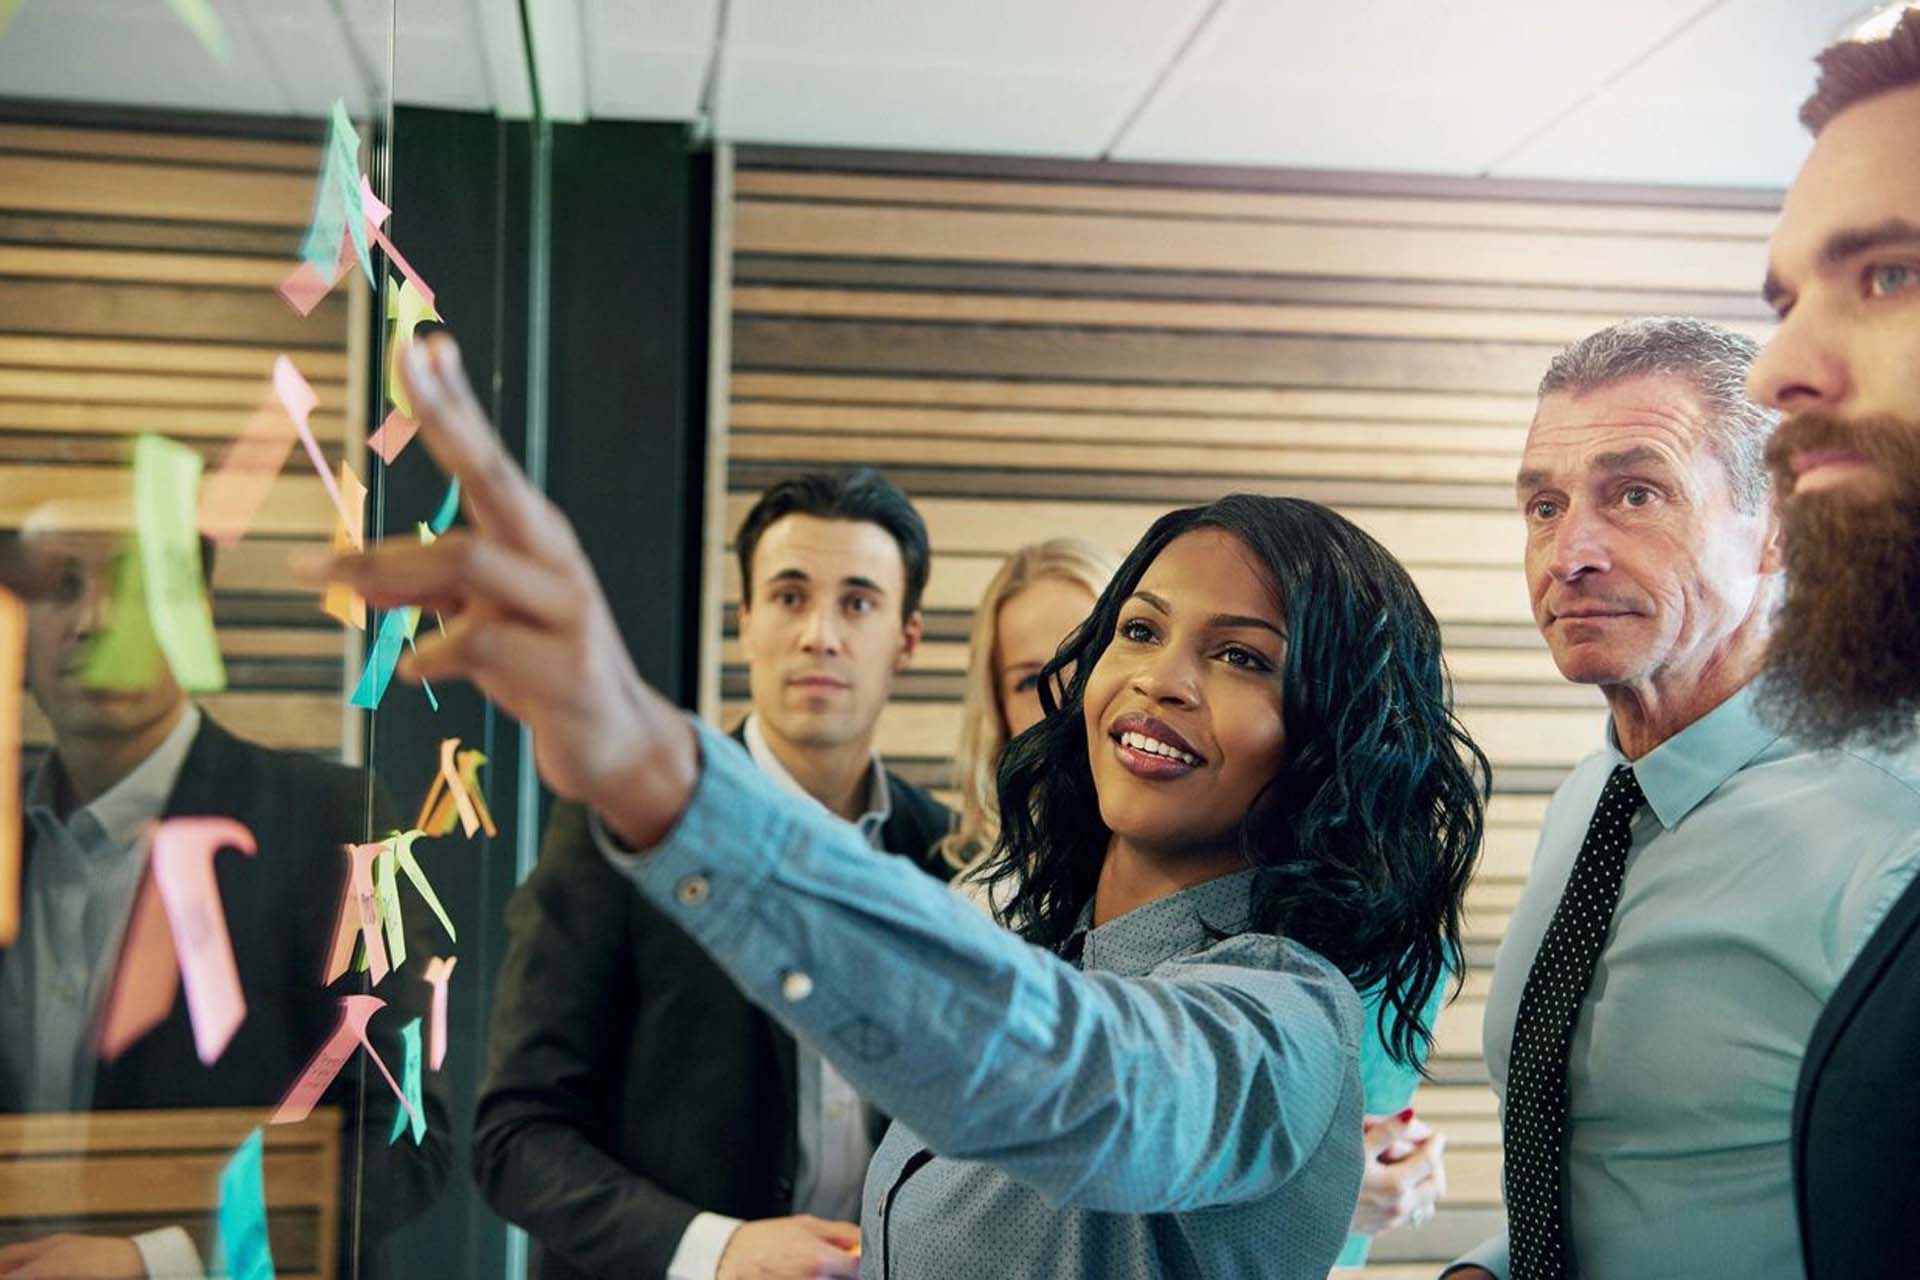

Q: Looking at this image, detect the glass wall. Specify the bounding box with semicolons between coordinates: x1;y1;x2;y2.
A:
0;5;539;1276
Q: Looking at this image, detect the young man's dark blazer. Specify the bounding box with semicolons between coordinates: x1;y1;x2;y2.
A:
471;722;954;1280
0;713;451;1276
1793;867;1920;1278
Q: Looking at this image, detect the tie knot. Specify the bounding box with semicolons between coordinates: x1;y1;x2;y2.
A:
1604;762;1645;813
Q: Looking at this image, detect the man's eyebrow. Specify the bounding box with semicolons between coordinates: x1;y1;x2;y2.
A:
1516;467;1550;494
766;568;811;585
1591;446;1673;473
1763;219;1920;306
839;575;887;595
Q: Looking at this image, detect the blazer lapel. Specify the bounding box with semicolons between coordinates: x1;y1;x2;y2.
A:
1795;872;1920;1139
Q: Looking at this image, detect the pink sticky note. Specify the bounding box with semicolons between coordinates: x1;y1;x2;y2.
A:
422;956;456;1071
359;174;391;229
276;235;355;318
439;739;482;839
367;409;419;465
369;225;435;309
199;398;300;547
272;994;419;1129
323;841;390;986
150;818;257;1066
272;355;353;535
96;866;180;1062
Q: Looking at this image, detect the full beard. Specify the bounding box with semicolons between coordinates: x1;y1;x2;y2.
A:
1759;411;1920;750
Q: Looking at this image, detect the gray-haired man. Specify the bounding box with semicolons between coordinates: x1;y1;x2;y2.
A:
1446;317;1920;1280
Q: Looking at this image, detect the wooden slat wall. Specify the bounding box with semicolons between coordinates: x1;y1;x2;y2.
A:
0;117;357;757
715;147;1780;1271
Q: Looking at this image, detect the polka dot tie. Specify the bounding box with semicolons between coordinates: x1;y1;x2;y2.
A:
1504;763;1645;1280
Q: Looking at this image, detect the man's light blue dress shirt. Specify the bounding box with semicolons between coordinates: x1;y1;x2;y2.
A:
1455;687;1920;1279
597;716;1369;1278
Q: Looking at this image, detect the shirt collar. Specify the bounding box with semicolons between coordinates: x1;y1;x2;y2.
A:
26;705;202;852
740;714;892;840
1068;867;1262;978
1604;684;1779;831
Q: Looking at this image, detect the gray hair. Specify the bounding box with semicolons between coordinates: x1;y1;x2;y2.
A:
1538;316;1779;512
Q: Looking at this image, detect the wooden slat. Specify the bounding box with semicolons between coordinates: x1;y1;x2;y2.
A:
1;465;334;535
0;335;349;380
0;400;347;442
732;286;1773;345
0;278;345;346
0;368;345;409
0;153;316;226
734;200;1764;291
732;168;1782;239
0;123;319;171
0;244;287;288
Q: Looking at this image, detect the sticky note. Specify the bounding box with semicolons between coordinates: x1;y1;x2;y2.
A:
422;956;456;1071
216;1128;275;1280
359;175;390;230
199;398;299;548
86;435;225;693
349;607;417;710
391;829;455;942
387;1017;426;1146
164;0;229;63
367;409;418;465
0;1;24;40
96;866;179;1062
321;460;366;631
457;750;499;837
330;102;374;288
277;234;353;318
428;479;460;534
323;841;390;986
272;356;353;540
150;817;256;1065
0;586;20;948
439;738;482;838
374;841;406;972
273;994;418;1130
386;278;442;420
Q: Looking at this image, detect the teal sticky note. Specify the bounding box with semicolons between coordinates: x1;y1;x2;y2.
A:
350;607;417;710
428;478;460;534
388;1017;426;1146
217;1127;276;1280
330;101;374;288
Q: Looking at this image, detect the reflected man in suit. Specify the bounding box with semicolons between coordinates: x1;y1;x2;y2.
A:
473;468;953;1280
0;517;448;1280
1742;12;1920;1276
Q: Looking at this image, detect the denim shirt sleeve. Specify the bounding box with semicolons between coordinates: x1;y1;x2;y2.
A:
591;716;1352;1216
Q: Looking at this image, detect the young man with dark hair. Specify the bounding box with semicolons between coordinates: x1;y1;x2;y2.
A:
473;468;952;1280
1743;10;1920;1276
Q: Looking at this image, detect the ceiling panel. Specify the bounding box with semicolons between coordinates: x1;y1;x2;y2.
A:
584;0;715;120
1491;0;1865;186
1112;0;1730;175
713;0;1212;156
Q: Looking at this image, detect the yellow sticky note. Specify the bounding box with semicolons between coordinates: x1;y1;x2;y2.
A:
164;0;229;62
322;460;367;631
0;584;22;947
85;435;226;693
386;277;441;417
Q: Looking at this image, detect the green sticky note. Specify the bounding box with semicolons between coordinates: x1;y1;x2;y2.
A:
375;842;406;972
388;1017;426;1146
163;0;229;62
84;435;225;693
392;830;456;942
79;544;163;690
216;1127;276;1280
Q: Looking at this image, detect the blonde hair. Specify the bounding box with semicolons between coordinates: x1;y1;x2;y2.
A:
938;537;1119;873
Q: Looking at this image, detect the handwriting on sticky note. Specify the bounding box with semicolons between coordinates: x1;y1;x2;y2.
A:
375;840;406;973
422;956;456;1071
349;606;417;710
325;841;390;986
151;818;256;1065
217;1128;275;1280
96;864;179;1062
322;460;367;631
0;586;20;947
273;994;418;1129
200;399;298;548
388;1017;426;1146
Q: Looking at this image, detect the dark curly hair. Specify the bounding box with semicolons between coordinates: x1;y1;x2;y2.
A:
979;495;1489;1068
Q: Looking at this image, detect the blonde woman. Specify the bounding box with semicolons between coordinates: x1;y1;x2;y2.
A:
942;535;1452;1268
939;537;1118;898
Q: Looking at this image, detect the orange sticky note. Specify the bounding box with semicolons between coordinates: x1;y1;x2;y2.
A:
96;863;179;1062
323;841;391;986
422;956;456;1071
272;994;418;1129
439;738;481;838
321;460;366;630
199;398;298;548
0;586;20;948
150;818;256;1065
